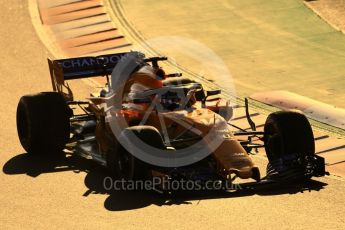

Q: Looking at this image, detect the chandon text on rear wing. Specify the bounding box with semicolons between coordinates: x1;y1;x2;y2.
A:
47;52;144;100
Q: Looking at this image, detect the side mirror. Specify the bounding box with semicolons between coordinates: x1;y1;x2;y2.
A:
202;90;221;108
206;90;221;97
144;56;168;68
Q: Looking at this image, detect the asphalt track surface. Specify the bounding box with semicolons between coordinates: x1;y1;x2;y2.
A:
118;0;345;108
1;1;345;229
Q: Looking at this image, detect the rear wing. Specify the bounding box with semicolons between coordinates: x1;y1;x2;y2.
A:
48;52;136;80
48;52;145;100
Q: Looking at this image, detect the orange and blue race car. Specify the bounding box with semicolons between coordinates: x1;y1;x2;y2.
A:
16;51;327;193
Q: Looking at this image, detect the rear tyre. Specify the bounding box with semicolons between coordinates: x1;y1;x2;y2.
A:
107;126;165;180
264;110;315;181
16;92;71;155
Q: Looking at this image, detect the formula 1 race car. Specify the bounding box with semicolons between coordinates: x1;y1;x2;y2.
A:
16;51;327;191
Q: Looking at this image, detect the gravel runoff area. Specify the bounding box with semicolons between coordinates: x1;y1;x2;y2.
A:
305;0;345;33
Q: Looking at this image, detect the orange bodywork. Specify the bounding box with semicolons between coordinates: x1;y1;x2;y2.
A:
114;106;259;180
90;65;259;181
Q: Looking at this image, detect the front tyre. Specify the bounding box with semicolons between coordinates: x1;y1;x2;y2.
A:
107;126;165;180
264;110;315;181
